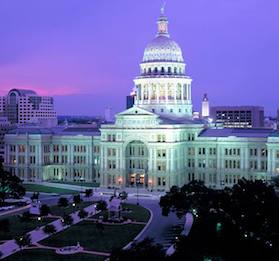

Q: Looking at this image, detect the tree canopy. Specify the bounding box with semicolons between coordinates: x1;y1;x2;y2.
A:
0;162;25;203
160;179;279;261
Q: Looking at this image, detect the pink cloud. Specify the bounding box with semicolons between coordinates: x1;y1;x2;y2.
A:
0;85;79;97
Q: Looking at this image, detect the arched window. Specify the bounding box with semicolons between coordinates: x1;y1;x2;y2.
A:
174;67;177;74
148;68;152;74
154;67;158;74
168;67;171;74
161;67;165;74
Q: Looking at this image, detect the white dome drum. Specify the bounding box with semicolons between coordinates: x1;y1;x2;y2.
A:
143;35;184;63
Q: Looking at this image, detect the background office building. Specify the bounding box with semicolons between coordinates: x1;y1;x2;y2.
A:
210;106;264;128
201;94;209;118
0;89;57;127
0;117;13;162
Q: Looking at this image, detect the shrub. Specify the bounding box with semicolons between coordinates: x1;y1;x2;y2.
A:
40;204;51;216
15;234;31;248
43;224;56;234
78;209;88;219
96;200;107;211
62;214;73;226
85;189;93;198
58;197;69;208
73;194;82;205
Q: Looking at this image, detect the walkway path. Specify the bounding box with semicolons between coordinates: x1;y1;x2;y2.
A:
29;242;111;257
0;203;99;259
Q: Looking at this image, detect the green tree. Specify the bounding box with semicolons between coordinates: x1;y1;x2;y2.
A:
0;162;25;204
62;214;73;226
159;179;279;261
73;194;82;205
58;197;69;208
96;200;107;212
18;211;31;222
78;209;88;219
30;192;40;202
43;224;56;235
85;189;93;198
40;204;51;216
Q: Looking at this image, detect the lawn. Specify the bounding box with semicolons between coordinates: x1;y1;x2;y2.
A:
0;202;93;241
50;201;93;216
23;184;78;194
121;203;150;222
50;181;100;187
4;249;105;261
41;221;144;252
0;216;55;241
93;203;151;223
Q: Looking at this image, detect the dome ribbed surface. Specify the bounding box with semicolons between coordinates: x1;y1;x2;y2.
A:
143;35;184;63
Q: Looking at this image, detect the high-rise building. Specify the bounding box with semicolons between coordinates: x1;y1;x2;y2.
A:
210;106;264;128
105;107;113;122
201;94;209;118
126;93;135;109
0;117;13;162
0;89;57;127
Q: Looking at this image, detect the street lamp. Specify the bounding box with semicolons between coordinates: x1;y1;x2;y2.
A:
136;175;140;205
118;177;122;187
148;179;153;192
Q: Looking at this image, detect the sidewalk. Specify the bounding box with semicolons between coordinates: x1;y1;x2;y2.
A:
29;181;165;199
0;203;99;260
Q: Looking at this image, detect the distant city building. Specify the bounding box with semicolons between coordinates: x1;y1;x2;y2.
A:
210;106;264;128
105;107;113;122
0;89;57;127
0;117;13;162
193;111;200;119
201;94;209;118
126;93;135;109
264;116;278;130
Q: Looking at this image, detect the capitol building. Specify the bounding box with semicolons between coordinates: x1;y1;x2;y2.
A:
3;10;279;190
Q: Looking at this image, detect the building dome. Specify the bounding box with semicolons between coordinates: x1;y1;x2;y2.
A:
143;35;184;63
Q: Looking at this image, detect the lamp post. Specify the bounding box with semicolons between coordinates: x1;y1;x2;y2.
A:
136;174;140;205
118;177;122;189
148;179;153;192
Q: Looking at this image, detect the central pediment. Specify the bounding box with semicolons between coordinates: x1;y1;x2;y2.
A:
115;106;160;128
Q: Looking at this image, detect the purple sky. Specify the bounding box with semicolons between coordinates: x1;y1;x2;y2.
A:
0;0;278;116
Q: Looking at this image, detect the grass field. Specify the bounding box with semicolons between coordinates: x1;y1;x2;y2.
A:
121;203;150;222
41;220;144;252
50;181;100;187
4;249;105;261
93;203;151;223
23;184;78;194
50;201;92;217
0;216;55;241
0;201;93;241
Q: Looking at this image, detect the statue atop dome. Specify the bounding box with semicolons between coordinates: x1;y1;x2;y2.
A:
161;1;167;15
